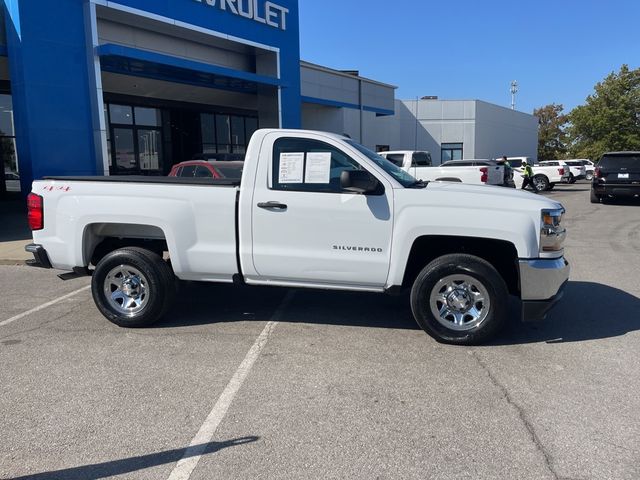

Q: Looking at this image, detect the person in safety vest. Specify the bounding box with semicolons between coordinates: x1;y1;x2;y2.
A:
521;161;537;192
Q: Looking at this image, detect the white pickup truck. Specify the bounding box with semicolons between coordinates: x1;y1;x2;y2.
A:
379;151;505;186
25;129;569;345
508;159;569;191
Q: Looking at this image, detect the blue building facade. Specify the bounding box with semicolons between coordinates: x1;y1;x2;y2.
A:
1;0;302;194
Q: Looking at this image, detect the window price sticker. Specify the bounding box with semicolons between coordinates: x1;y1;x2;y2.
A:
278;152;304;183
304;152;331;184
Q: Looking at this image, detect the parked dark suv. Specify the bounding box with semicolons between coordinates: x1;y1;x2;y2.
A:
591;152;640;203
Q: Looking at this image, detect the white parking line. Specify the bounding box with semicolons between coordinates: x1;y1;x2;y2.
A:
167;290;295;480
0;285;91;328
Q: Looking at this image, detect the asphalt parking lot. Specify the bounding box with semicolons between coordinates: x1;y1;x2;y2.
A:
1;183;639;480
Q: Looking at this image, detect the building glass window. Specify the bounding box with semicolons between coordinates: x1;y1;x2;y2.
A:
113;128;136;171
109;104;133;125
201;113;216;154
216;114;231;153
200;113;257;155
441;143;463;162
231;116;245;152
134;107;161;127
104;104;112;167
246;117;258;144
0;94;19;193
138;129;162;170
107;103;163;175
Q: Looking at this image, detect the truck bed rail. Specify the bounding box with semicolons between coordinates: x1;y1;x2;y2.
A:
42;176;241;187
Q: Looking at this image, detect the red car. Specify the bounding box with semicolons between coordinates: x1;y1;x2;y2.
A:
169;160;244;181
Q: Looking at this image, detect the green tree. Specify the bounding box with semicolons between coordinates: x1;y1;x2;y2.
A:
534;103;569;160
568;64;640;160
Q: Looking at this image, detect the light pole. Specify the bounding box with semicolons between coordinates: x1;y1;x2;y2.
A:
510;80;519;111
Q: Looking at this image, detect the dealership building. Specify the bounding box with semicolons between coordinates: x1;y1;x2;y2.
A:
0;0;536;195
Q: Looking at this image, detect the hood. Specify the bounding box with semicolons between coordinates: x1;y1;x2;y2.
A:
396;182;564;212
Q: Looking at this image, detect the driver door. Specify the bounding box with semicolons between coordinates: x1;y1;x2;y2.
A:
251;134;394;288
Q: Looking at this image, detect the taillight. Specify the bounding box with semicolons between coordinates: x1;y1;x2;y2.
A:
27;193;44;231
480;167;488;183
595;167;602;178
558;168;565;175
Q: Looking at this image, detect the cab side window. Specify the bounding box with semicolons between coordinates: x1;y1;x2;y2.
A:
385;154;405;167
180;165;196;177
271;138;364;193
194;166;213;178
411;152;431;167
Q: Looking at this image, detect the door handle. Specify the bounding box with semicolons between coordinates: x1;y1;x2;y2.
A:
257;201;288;211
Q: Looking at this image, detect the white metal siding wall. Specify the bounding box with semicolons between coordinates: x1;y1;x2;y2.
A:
301;103;345;135
300;67;360;105
474;101;538;160
359;99;537;163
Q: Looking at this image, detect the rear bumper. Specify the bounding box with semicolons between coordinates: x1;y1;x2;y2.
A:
519;257;570;322
592;183;640;197
25;244;52;269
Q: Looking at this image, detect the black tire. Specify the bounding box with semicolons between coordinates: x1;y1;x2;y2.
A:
91;247;176;328
568;173;576;184
532;175;549;192
546;183;555;191
410;254;508;345
590;189;602;204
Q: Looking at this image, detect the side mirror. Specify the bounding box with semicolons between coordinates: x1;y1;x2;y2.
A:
340;170;382;195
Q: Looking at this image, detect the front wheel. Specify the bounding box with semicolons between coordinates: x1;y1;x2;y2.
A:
410;254;508;345
91;247;176;328
585;172;594;181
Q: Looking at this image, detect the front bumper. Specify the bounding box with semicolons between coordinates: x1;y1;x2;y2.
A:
519;257;570;322
25;243;52;269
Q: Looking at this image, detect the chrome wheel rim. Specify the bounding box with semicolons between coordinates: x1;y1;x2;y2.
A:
429;274;491;331
533;177;546;190
103;265;149;316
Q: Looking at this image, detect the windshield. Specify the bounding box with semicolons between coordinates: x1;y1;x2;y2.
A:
346;140;419;187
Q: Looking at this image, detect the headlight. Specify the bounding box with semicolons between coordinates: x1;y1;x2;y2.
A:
540;208;566;255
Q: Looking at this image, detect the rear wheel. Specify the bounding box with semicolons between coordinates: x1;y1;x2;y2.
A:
410;254;508;345
91;247;176;327
568;173;576;184
590;189;602;204
533;175;549;192
546;183;555;191
585;171;594;181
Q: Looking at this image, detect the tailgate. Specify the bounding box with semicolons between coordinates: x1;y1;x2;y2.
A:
487;166;504;185
603;170;640;183
599;155;640;183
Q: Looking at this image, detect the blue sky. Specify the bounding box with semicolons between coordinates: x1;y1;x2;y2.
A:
298;0;640;114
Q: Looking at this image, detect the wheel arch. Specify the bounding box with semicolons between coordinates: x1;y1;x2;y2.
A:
398;235;521;296
82;223;170;268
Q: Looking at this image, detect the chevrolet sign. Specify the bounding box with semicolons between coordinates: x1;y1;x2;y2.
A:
193;0;289;31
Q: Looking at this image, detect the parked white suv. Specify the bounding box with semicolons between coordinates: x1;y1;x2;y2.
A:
508;159;569;191
380;151;505;186
540;160;586;184
568;159;595;181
